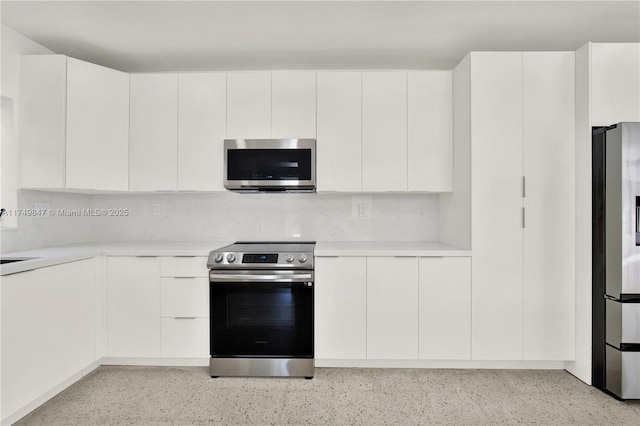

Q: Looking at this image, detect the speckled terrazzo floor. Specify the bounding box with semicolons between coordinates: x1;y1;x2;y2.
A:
14;367;640;425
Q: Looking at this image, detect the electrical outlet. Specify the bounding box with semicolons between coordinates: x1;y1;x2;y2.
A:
352;196;372;219
358;202;369;218
152;203;161;216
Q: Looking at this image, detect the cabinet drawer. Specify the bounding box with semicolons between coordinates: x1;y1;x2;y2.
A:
160;277;209;317
160;256;208;277
161;318;209;358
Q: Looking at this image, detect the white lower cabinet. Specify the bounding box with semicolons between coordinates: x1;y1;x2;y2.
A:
107;256;209;360
367;257;419;359
1;259;98;422
419;257;471;360
159;257;210;358
161;318;209;358
107;257;161;357
315;255;472;362
314;257;367;359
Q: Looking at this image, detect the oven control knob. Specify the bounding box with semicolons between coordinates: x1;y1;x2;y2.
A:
226;253;236;263
285;255;295;263
214;253;224;263
298;254;308;263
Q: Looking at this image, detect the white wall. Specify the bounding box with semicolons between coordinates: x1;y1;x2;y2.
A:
0;25;53;231
2;191;440;252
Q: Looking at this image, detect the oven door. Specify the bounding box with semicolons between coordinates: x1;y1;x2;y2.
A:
209;272;313;358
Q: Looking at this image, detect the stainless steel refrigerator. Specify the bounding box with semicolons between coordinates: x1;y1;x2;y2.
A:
592;122;640;400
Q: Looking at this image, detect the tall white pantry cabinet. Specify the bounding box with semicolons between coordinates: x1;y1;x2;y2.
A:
455;52;576;361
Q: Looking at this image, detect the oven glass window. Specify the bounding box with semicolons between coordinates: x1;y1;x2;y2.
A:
227;149;312;181
227;291;295;328
210;282;313;358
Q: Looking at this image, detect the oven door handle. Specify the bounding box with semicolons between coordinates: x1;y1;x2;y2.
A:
209;271;313;283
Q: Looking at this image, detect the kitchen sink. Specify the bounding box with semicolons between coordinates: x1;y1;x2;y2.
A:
0;257;38;264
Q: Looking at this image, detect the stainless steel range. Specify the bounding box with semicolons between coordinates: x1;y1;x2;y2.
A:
207;241;315;379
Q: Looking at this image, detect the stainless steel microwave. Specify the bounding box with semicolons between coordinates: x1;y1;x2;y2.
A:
223;139;316;192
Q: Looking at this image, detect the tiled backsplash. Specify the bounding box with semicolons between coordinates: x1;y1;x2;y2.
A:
1;190;439;252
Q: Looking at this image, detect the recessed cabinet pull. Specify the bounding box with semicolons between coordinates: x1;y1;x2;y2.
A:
522;207;526;229
522;176;526;198
174;317;196;320
173;276;196;279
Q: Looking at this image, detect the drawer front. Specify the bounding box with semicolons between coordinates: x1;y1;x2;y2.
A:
160;256;208;277
161;318;209;358
160;277;209;317
605;345;640;399
606;299;640;346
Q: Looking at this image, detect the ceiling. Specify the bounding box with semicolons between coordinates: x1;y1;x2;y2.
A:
2;1;639;72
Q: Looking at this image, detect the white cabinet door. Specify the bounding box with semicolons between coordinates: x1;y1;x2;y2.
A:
129;74;178;191
161;318;209;358
66;58;129;191
160;277;209;318
408;71;453;192
178;73;226;191
227;72;271;139
107;257;161;357
18;55;66;189
470;52;524;360
362;72;408;192
523;52;576;361
419;257;471;360
271;71;316;138
591;43;640;126
316;72;362;192
314;257;366;359
367;257;419;359
1;260;97;419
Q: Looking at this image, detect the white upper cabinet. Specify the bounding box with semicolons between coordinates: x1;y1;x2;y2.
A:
226;72;271;139
66;58;129;191
408;71;453;192
19;55;130;191
591;43;640;126
178;73;226;191
522;52;575;361
271;71;316;138
129;73;178;191
19;55;67;189
362;72;408;192
316;72;362;192
469;52;524;360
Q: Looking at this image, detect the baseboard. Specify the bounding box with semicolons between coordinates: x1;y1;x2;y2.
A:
100;357;209;367
315;359;566;369
1;359;100;426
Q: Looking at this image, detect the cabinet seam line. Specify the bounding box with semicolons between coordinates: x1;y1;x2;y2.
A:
521;52;525;359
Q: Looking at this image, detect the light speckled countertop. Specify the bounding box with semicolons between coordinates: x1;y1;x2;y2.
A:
1;240;470;276
314;241;470;257
0;241;232;276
